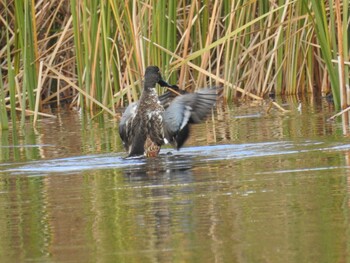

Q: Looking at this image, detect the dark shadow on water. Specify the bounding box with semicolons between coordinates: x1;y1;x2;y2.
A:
123;153;194;178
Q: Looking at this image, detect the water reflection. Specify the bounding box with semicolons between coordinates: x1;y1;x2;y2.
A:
1;96;350;262
122;156;195;263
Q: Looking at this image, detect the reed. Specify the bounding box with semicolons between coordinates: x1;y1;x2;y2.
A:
0;0;349;129
307;0;340;107
5;3;17;131
15;0;38;122
0;69;8;130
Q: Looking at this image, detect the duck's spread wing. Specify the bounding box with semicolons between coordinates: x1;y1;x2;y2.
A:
162;88;218;149
119;102;138;150
158;85;187;109
186;88;218;123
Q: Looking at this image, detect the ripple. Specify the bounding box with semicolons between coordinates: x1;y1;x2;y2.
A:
2;140;350;176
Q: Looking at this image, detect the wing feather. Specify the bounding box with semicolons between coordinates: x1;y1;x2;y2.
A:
163;87;218;149
119;102;138;150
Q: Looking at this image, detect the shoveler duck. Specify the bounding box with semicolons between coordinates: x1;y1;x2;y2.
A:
119;66;218;157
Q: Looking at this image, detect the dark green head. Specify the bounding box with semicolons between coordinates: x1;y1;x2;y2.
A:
144;66;172;90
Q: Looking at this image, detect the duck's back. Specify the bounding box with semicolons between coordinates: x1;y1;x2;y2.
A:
125;89;165;156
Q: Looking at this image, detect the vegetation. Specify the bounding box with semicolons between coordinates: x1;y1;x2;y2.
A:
0;0;349;129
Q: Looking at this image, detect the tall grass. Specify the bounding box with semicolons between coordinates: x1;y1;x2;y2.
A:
0;0;349;129
0;68;8;130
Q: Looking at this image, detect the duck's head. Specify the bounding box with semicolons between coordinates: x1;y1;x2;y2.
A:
144;66;173;89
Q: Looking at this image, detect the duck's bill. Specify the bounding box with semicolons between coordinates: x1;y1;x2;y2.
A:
158;79;173;88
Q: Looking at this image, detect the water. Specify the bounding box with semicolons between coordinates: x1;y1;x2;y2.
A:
1;97;350;262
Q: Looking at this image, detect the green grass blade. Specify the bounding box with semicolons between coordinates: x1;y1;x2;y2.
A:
305;0;340;107
0;69;9;130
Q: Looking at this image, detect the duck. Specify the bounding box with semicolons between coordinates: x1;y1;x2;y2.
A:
119;66;218;157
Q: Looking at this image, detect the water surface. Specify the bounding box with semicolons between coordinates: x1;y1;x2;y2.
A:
1;97;350;262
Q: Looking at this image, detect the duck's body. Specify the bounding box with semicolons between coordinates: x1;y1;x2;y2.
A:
121;82;165;157
119;66;218;157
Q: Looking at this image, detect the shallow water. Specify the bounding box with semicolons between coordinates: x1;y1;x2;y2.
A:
1;97;350;262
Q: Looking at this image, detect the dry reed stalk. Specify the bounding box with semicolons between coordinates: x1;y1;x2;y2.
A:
44;63;116;116
0;0;349;130
335;0;347;109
